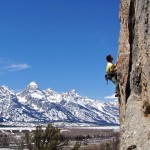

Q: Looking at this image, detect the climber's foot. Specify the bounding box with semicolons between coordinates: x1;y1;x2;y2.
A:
115;93;121;97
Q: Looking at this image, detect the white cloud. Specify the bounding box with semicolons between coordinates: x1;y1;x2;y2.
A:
4;63;31;71
0;58;31;73
104;94;116;99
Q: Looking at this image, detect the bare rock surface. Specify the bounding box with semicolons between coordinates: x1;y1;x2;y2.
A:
118;0;150;149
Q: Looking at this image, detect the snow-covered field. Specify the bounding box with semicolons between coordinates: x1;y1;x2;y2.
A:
66;126;120;131
0;125;120;132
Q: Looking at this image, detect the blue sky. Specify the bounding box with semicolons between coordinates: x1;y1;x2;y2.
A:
0;0;120;101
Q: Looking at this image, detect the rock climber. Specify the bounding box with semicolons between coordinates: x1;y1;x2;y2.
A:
106;54;120;97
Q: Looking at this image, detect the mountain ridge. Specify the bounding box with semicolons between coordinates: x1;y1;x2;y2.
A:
0;81;119;127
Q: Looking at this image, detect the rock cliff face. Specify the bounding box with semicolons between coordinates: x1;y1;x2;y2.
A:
118;0;150;149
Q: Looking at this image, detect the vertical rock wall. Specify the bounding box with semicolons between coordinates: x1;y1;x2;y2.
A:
118;0;150;149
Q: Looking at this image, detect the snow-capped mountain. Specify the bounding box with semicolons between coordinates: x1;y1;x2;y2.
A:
0;81;119;126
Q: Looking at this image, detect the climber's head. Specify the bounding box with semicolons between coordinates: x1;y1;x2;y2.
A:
106;54;113;62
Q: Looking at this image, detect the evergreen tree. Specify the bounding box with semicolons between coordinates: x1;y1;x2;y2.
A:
25;124;69;150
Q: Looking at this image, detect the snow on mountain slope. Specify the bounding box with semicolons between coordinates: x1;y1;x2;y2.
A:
0;82;119;126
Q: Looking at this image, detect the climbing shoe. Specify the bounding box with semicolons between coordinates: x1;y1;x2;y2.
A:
115;93;121;97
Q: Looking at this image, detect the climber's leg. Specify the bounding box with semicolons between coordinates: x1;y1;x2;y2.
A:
111;76;120;96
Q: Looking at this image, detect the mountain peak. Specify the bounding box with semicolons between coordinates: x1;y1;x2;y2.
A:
44;88;57;96
0;85;14;95
68;89;77;95
26;81;38;92
28;81;38;87
0;85;9;91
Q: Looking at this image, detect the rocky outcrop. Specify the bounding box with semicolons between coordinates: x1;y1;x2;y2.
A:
118;0;150;149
